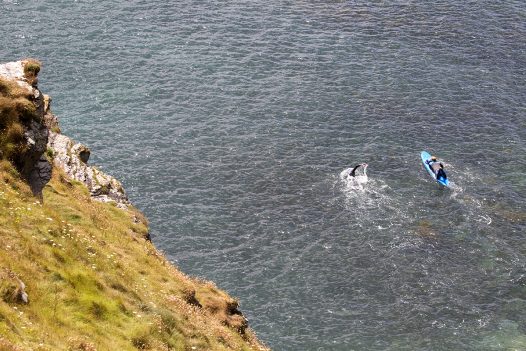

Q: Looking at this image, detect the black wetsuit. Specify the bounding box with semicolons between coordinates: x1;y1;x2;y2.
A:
437;167;447;180
427;161;447;179
349;164;362;177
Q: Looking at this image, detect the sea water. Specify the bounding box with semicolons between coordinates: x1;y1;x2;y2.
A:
1;1;525;349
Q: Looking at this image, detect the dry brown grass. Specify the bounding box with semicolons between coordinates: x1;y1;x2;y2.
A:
0;78;31;100
0;78;36;162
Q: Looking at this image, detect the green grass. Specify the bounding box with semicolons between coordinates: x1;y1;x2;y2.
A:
0;164;268;351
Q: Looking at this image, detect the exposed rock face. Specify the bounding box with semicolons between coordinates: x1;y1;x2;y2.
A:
0;60;51;198
28;155;52;197
24;116;50;196
42;94;61;133
48;131;130;208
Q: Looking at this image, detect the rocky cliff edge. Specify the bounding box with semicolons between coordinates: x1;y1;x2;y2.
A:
0;60;268;351
0;60;129;209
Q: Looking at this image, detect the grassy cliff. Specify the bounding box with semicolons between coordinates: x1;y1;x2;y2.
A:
0;66;267;351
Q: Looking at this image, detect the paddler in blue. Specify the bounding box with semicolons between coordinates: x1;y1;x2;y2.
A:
426;156;447;181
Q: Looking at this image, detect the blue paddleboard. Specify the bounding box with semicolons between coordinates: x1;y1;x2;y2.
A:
421;151;450;187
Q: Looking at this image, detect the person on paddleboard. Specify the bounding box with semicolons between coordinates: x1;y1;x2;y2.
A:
426;156;447;180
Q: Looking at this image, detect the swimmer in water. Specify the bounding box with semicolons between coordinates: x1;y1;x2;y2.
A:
348;163;368;178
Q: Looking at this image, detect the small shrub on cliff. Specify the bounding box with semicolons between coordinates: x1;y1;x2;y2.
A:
46;147;54;160
23;60;40;76
22;59;41;86
131;331;152;350
0;283;23;305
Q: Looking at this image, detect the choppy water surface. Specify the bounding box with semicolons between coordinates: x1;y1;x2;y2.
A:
2;1;525;349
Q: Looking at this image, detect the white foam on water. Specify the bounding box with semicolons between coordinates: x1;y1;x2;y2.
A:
337;168;413;231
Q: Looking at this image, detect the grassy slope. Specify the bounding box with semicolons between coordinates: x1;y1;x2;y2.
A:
0;164;266;351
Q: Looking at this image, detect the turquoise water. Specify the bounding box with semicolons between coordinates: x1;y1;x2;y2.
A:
2;1;525;349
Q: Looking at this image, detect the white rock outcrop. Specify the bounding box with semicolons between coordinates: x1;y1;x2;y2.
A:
48;131;129;208
0;61;33;91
